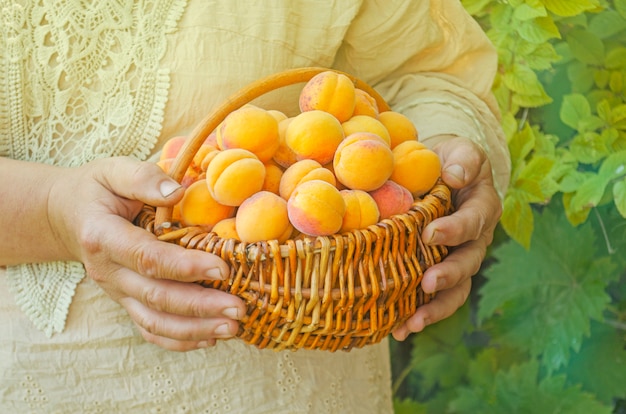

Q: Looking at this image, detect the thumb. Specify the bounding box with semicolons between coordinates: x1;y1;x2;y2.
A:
433;137;486;190
91;156;185;207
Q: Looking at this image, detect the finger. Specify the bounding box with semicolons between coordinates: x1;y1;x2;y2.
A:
138;330;217;352
433;137;486;189
82;215;229;283
420;236;488;294
120;296;240;342
111;267;246;319
392;278;471;341
423;179;500;247
91;156;184;206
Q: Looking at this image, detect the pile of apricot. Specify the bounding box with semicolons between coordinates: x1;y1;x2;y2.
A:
157;71;441;243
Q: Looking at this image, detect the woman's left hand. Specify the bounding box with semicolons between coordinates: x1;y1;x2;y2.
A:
392;135;502;341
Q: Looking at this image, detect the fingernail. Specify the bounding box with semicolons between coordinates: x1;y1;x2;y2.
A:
159;180;182;198
425;228;440;245
445;164;465;183
205;267;226;280
222;307;240;320
197;340;211;348
215;323;234;337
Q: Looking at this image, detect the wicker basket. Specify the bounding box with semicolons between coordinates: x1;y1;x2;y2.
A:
135;67;453;352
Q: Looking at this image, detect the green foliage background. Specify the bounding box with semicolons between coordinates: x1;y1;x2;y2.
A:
391;0;626;412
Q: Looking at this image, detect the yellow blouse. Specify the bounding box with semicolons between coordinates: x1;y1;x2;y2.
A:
0;0;509;412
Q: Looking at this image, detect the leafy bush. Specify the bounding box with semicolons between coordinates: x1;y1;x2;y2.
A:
391;1;626;412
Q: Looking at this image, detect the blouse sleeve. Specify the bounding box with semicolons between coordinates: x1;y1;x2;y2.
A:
333;0;511;199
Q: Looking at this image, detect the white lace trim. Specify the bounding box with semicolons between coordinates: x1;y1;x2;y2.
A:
1;0;188;335
6;262;85;338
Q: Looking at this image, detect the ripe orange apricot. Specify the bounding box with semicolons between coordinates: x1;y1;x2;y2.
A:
236;191;293;243
339;189;380;233
279;159;336;200
205;148;266;206
369;180;414;219
351;89;379;118
341;115;391;147
211;217;240;241
179;180;236;230
333;132;394;191
217;106;280;163
299;71;356;122
285;110;344;165
159;136;187;161
378;111;418;149
391;141;441;197
262;161;284;195
287;180;346;236
273;117;298;169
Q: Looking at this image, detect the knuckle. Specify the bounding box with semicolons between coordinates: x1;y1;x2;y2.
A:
132;243;161;279
141;285;168;312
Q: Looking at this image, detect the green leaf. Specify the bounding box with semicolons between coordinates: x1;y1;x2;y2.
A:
479;205;617;370
569;174;610;212
598;149;626;179
560;322;626;404
566;29;605;65
500;189;534;249
560;94;591;130
616;0;626;20
407;302;471;393
567;61;595;93
614;177;626;217
513;3;547;21
518;16;561;43
588;10;626;39
450;360;612;414
570;131;611;164
542;0;599;17
611;104;626;125
609;70;624;93
605;47;626;70
393;398;427;414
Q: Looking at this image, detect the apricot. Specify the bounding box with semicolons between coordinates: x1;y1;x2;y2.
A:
273;117;298;169
339;189;380;233
391;141;441;197
267;109;288;123
263;161;284;195
351;89;379;118
378;111;418;149
159;136;187;161
279;159;336;200
205;148;266;206
299;71;356;122
179;180;236;229
192;144;218;172
211;217;240;241
156;158;174;174
285;110;344;165
236;191;294;243
369;181;414;219
217;106;280;163
341;115;391;146
287;180;346;236
333;132;394;191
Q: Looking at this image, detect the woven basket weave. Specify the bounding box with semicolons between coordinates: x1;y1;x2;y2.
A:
136;67;453;352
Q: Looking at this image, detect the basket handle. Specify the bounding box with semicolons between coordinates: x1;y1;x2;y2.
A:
154;67;391;234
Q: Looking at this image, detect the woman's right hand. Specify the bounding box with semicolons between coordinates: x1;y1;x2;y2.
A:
47;156;247;351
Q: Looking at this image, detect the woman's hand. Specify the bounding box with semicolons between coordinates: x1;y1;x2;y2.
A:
48;156;247;351
392;136;502;341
